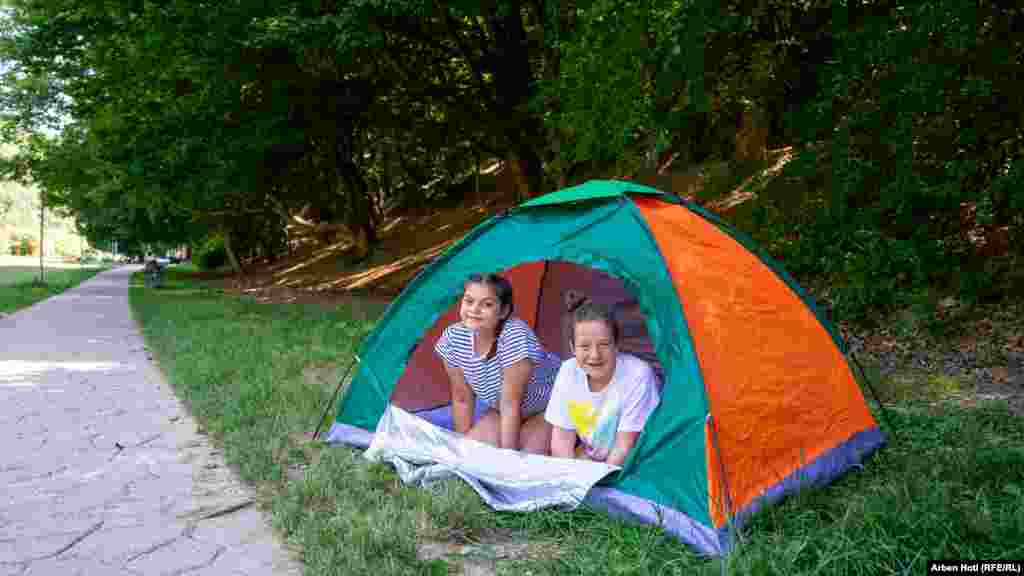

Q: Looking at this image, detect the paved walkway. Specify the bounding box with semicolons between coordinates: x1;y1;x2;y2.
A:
0;267;302;576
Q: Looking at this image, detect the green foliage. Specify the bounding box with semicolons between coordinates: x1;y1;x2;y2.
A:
2;0;1020;324
778;0;1024;309
952;256;1019;306
540;0;837;180
17;233;31;255
195;235;227;270
540;1;656;164
740;157;947;321
1;0;560;252
0;189;12;220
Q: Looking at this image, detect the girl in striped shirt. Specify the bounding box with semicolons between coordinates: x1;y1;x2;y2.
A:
435;273;561;454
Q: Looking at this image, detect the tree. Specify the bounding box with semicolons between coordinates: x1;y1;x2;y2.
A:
795;1;1024;242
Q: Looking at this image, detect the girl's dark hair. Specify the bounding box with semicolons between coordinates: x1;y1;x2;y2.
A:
464;273;515;359
570;301;620;345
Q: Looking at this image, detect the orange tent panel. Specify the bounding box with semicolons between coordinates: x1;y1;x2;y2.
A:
633;196;877;526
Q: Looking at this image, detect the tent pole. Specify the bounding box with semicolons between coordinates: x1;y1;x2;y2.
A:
312;354;362;441
849;351;898;443
707;414;743;555
533;260;550;338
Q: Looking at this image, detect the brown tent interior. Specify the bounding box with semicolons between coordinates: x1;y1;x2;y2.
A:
389;261;662;412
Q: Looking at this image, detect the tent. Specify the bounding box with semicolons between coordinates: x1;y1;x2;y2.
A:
326;180;885;555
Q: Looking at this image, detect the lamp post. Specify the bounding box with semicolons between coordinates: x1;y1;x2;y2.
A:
38;189;44;284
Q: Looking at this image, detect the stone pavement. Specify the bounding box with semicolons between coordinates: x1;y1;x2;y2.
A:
0;267;303;576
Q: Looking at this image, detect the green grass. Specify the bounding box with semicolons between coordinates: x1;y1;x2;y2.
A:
0;266;43;286
129;270;1024;576
0;265;108;313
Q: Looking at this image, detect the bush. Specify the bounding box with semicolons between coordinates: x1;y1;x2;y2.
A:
21;235;35;256
195;236;227;270
743;196;945;323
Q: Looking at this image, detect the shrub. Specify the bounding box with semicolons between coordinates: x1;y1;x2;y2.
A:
196;235;228;270
742;192;946;323
20;235;35;256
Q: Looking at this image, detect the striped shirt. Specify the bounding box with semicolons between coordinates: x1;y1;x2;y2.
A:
434;317;559;416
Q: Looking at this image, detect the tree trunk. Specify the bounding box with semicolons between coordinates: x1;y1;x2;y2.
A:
516;147;545;199
336;114;378;251
735;108;768;164
266;193;293;257
380;137;394;215
486;3;548;197
222;229;243;274
343;169;379;246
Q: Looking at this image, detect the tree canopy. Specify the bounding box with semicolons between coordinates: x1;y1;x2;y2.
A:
0;0;1019;292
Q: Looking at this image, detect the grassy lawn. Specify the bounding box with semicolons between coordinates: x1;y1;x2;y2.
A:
0;264;108;314
0;266;43;286
130;270;1024;576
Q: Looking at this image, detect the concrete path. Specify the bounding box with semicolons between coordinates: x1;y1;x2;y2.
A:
0;267;302;576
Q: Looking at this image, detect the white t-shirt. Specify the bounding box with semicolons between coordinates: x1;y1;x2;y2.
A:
544;353;661;462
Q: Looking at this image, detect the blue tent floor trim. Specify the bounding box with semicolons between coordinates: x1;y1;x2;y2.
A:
583;486;724;555
714;426;887;552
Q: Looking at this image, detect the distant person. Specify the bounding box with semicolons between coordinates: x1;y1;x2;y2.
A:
546;301;660;466
143;259;164;288
434;273;561;454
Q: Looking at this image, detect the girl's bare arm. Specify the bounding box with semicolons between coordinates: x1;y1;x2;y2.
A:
443;361;475;434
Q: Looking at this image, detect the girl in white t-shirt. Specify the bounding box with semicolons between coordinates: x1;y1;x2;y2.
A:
545;301;660;466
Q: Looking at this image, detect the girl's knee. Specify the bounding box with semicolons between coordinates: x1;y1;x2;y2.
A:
520;435;549;455
520;417;551;455
468;410;500;446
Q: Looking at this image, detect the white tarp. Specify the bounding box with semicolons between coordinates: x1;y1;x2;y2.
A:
364;405;619;512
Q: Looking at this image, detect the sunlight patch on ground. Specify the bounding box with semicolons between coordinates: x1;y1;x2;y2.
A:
708;146;795;212
0;359;125;387
276;239;355;277
327;241;452;290
480;159;504;175
209;197;505;301
379;216;405;235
